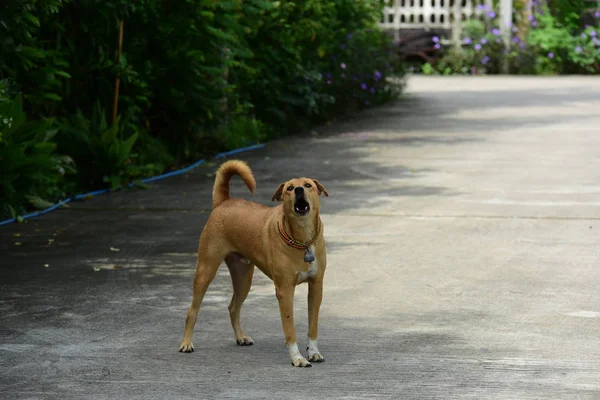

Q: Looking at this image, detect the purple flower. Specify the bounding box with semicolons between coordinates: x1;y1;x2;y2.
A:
481;56;490;64
374;70;382;81
492;28;500;35
481;38;488;44
369;87;376;94
512;36;520;43
434;43;441;49
488;11;496;18
326;73;332;79
548;52;554;59
474;43;482;51
347;33;352;39
464;37;472;44
581;33;587;38
591;31;597;37
477;4;489;10
531;20;537;27
327;80;332;85
360;83;367;90
528;15;534;21
365;100;370;106
575;46;583;53
512;26;518;33
341;63;347;69
432;36;440;43
593;37;600;46
595;10;600;18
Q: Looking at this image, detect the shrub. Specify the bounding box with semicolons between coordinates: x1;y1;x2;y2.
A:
0;93;74;218
0;0;405;219
56;101;159;191
321;28;406;116
426;4;600;75
527;7;600;74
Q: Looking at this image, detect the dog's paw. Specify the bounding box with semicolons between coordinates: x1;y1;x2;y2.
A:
179;341;195;353
236;336;254;346
288;343;311;367
306;339;324;362
307;351;325;362
291;357;312;368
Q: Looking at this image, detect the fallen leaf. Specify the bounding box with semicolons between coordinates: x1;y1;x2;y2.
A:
14;242;22;246
48;239;55;244
93;267;101;272
44;264;49;268
110;247;120;252
13;233;21;237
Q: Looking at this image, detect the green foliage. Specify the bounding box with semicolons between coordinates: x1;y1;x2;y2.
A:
0;0;405;220
429;4;600;75
527;8;600;74
421;63;436;75
0;93;74;218
547;0;587;30
434;18;507;75
321;27;405;116
56;102;159;191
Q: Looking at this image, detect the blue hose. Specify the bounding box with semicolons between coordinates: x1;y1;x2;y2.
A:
0;143;265;227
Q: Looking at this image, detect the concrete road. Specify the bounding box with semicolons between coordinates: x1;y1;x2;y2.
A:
1;76;599;399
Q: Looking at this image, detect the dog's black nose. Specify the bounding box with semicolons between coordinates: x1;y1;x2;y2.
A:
294;186;304;195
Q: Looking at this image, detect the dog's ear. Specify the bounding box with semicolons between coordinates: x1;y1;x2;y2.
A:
311;179;329;197
271;183;285;201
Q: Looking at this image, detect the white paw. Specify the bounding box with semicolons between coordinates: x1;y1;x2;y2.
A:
291;356;312;367
307;338;325;362
288;342;312;367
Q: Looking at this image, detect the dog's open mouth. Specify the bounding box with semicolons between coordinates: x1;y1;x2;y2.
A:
294;197;310;215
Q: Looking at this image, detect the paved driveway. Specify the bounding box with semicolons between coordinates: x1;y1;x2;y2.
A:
1;76;599;399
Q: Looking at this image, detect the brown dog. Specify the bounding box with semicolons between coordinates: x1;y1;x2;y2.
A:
179;160;328;367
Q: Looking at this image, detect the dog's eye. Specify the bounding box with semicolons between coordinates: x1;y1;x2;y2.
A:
287;185;294;191
304;183;312;188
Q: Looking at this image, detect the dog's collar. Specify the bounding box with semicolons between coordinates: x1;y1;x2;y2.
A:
277;216;320;250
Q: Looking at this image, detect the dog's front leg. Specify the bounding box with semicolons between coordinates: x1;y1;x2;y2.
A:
307;278;325;362
276;284;311;367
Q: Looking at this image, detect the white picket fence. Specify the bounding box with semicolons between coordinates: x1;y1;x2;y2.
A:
381;0;494;39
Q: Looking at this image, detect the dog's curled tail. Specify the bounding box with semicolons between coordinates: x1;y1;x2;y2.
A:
212;160;256;209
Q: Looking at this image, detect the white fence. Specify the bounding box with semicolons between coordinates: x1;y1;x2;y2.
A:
381;0;494;38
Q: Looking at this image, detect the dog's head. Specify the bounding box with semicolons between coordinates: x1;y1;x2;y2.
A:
271;178;328;217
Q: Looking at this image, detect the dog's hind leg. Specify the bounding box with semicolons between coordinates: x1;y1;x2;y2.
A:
179;240;223;353
226;254;255;346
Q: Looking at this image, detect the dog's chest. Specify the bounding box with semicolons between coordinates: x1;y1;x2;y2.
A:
296;245;318;284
